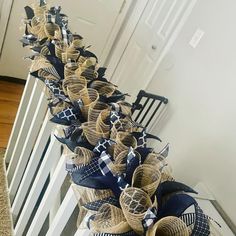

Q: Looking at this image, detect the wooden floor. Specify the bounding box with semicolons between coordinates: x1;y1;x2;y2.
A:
0;80;24;148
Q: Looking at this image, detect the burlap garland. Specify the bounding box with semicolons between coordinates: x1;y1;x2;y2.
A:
120;187;156;235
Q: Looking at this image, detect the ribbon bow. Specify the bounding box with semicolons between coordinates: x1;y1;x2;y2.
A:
142;207;158;232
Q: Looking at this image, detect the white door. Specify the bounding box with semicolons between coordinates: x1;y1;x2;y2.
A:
111;0;193;100
0;0;125;79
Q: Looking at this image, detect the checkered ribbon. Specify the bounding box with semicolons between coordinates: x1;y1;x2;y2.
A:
142;207;158;232
98;151;130;191
93;138;116;155
98;151;114;177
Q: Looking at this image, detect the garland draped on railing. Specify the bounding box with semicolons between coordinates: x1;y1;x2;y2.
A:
20;2;218;235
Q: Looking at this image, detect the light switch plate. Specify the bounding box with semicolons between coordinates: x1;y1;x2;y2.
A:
189;28;205;48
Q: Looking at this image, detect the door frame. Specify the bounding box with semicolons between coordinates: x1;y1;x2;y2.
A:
0;0;14;58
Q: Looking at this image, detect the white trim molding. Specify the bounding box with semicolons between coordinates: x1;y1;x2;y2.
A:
0;0;14;57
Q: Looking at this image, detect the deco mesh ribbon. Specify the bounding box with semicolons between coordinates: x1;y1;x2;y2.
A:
21;2;220;235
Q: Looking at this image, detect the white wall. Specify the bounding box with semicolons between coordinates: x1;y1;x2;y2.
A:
147;0;236;224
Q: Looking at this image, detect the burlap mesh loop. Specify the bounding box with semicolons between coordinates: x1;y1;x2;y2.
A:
120;187;153;235
62;75;87;95
89;80;116;96
73;146;95;165
78;88;99;119
82;122;108;146
30;56;52;73
55;43;67;61
132;164;161;197
38;69;57;80
111;150;128;175
90;204;132;234
110;119;135;140
146;216;189;236
144;153;175;183
44;22;61;40
33;4;47;17
88;102;109;122
64;61;79;78
61;49;80;64
76;58;98;80
67;83;87;102
113;132;137;158
96;110;110;134
70;34;83;48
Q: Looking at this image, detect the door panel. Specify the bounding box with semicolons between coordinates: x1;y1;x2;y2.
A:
111;0;189;99
0;0;124;79
51;0;124;56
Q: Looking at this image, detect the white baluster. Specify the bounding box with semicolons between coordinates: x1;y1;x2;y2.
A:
5;74;35;164
46;185;77;236
14;134;61;235
7;79;46;184
11;111;54;218
26;154;67;236
9;88;47;203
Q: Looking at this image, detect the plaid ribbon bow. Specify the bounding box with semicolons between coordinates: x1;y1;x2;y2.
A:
142;207;158;232
98;151;114;177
